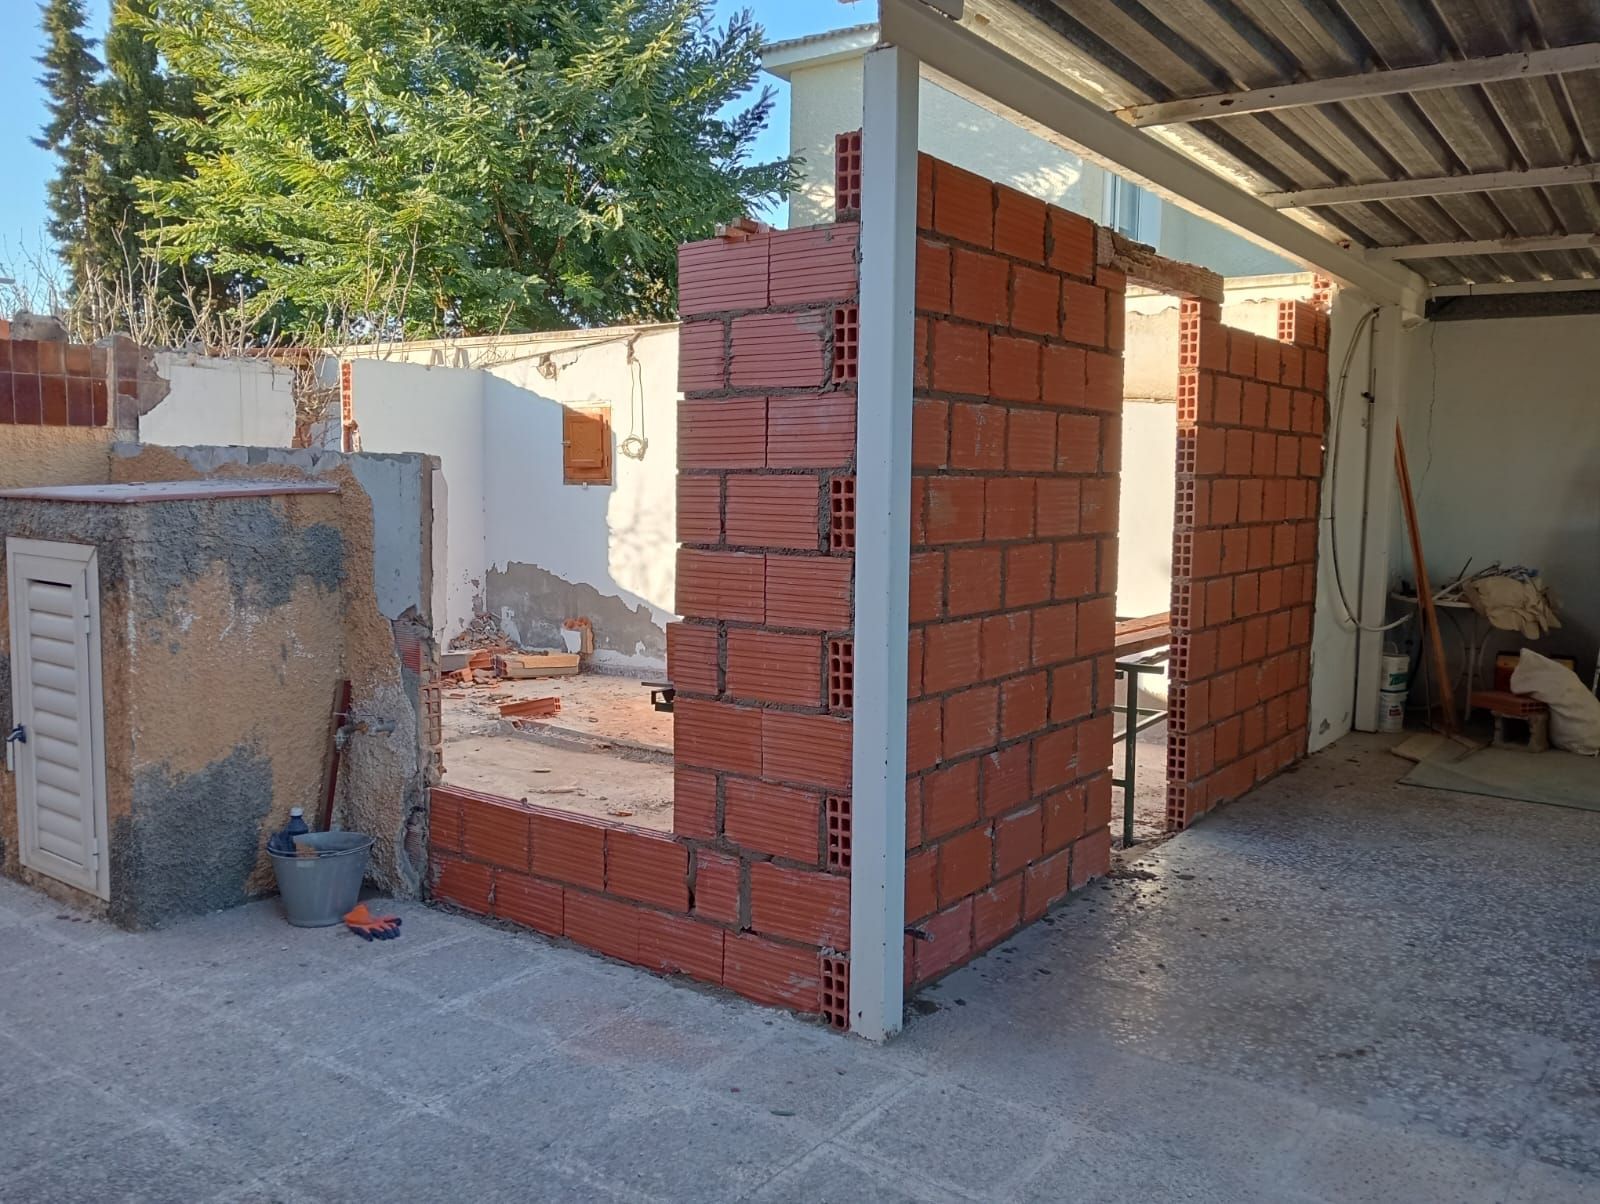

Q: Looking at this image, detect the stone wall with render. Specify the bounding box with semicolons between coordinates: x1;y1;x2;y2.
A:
903;153;1120;989
0;446;440;923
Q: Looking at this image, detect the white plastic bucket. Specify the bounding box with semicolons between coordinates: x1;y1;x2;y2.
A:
1381;653;1410;692
1378;688;1407;733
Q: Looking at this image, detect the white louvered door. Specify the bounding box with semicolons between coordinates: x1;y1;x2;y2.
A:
6;539;109;899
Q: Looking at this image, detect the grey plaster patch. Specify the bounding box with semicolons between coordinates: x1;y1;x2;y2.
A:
115;746;275;928
486;560;664;657
129;497;344;615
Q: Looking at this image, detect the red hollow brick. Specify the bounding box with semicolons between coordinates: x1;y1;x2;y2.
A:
932;159;995;248
678;320;726;392
938;824;995;903
666;622;719;697
531;811;607;891
974;875;1024;949
994;186;1047;261
768;223;860;306
725;629;824;706
565;891;641;964
677;548;764;623
913;898;974;982
493;872;563;936
952;248;1010;326
943;684;999;758
925;476;987;544
1011;265;1060;337
728;310;829;389
725;475;823;551
1023;849;1069;921
750;861;850;948
924;758;980;838
606;827;690;911
991;335;1043;403
678;396;766;469
946;546;1003;616
675;697;763;777
1061;279;1108;348
724;932;821;1012
917;238;953;314
638;911;725;984
1047;205;1096;278
725;778;823;863
432;855;491;914
768;393;856;468
763;711;852;790
950;402;1007;469
461;797;531;871
994;805;1043;877
931;321;990;396
673;765;718;839
693;848;742;925
765;556;852;630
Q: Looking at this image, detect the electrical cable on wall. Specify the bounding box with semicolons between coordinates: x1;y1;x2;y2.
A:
618;335;649;460
1324;305;1410;634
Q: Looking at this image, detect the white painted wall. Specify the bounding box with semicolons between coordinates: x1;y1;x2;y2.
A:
780;53;1296;278
477;329;678;670
1117;400;1177;619
343;327;680;669
1307;290;1381;751
345;358;487;643
1390;313;1600;687
141;352;296;448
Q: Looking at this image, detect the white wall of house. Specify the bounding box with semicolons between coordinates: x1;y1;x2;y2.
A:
769;36;1297;279
477;329;678;671
141;352;296;448
343;327;680;670
1391;313;1600;685
345;358;487;644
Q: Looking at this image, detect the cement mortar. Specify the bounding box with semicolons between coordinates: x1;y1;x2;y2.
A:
114;746;274;927
0;426;117;490
486;560;665;658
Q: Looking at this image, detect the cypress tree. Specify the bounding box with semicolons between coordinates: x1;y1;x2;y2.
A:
34;0;107;289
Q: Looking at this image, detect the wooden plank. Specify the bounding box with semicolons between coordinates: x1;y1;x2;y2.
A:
1096;229;1224;302
1394;426;1457;734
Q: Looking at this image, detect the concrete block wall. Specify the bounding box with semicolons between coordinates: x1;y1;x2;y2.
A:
1165;298;1329;829
431;219;860;1026
904;155;1119;989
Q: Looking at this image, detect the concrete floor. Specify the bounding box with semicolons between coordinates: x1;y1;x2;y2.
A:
2;733;1595;1203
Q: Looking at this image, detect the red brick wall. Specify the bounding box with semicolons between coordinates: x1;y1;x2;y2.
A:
904;155;1119;988
0;337;111;426
431;218;859;1026
1165;298;1329;829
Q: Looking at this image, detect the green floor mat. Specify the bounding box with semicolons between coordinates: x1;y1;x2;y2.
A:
1401;741;1600;811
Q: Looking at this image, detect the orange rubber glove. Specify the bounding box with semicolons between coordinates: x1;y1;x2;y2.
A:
344;902;403;941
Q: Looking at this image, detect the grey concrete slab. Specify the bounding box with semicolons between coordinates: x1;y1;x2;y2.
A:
1;733;1596;1203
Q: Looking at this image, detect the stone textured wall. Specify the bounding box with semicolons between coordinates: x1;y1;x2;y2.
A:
1165;299;1329;829
903;154;1120;988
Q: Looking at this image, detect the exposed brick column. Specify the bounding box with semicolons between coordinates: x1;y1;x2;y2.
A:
903;156;1121;989
1165;298;1329;829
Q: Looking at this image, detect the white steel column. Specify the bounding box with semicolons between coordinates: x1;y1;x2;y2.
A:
849;43;917;1042
1353;305;1405;730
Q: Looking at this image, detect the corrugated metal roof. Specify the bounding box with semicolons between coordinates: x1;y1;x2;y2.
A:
975;0;1600;287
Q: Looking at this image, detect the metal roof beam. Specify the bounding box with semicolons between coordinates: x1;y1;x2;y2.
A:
1430;276;1600;297
1118;43;1600;127
1263;162;1600;207
877;0;1427;312
1370;232;1600;260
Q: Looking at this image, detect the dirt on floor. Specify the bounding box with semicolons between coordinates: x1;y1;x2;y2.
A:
441;672;674;832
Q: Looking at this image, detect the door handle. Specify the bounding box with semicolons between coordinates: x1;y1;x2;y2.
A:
4;724;23;774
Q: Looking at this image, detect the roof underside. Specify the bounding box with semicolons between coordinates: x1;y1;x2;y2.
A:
974;0;1600;287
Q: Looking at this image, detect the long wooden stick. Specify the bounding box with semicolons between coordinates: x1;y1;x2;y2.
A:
1394;427;1457;734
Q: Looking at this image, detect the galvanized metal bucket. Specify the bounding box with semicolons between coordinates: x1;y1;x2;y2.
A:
269;831;374;927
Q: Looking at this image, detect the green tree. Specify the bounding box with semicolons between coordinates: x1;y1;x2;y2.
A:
141;0;788;340
99;0;197;273
34;0;107;290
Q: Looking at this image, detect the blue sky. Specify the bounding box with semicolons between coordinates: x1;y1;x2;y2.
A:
0;0;867;268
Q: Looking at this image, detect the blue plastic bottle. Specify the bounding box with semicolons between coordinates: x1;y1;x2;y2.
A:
268;807;311;856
